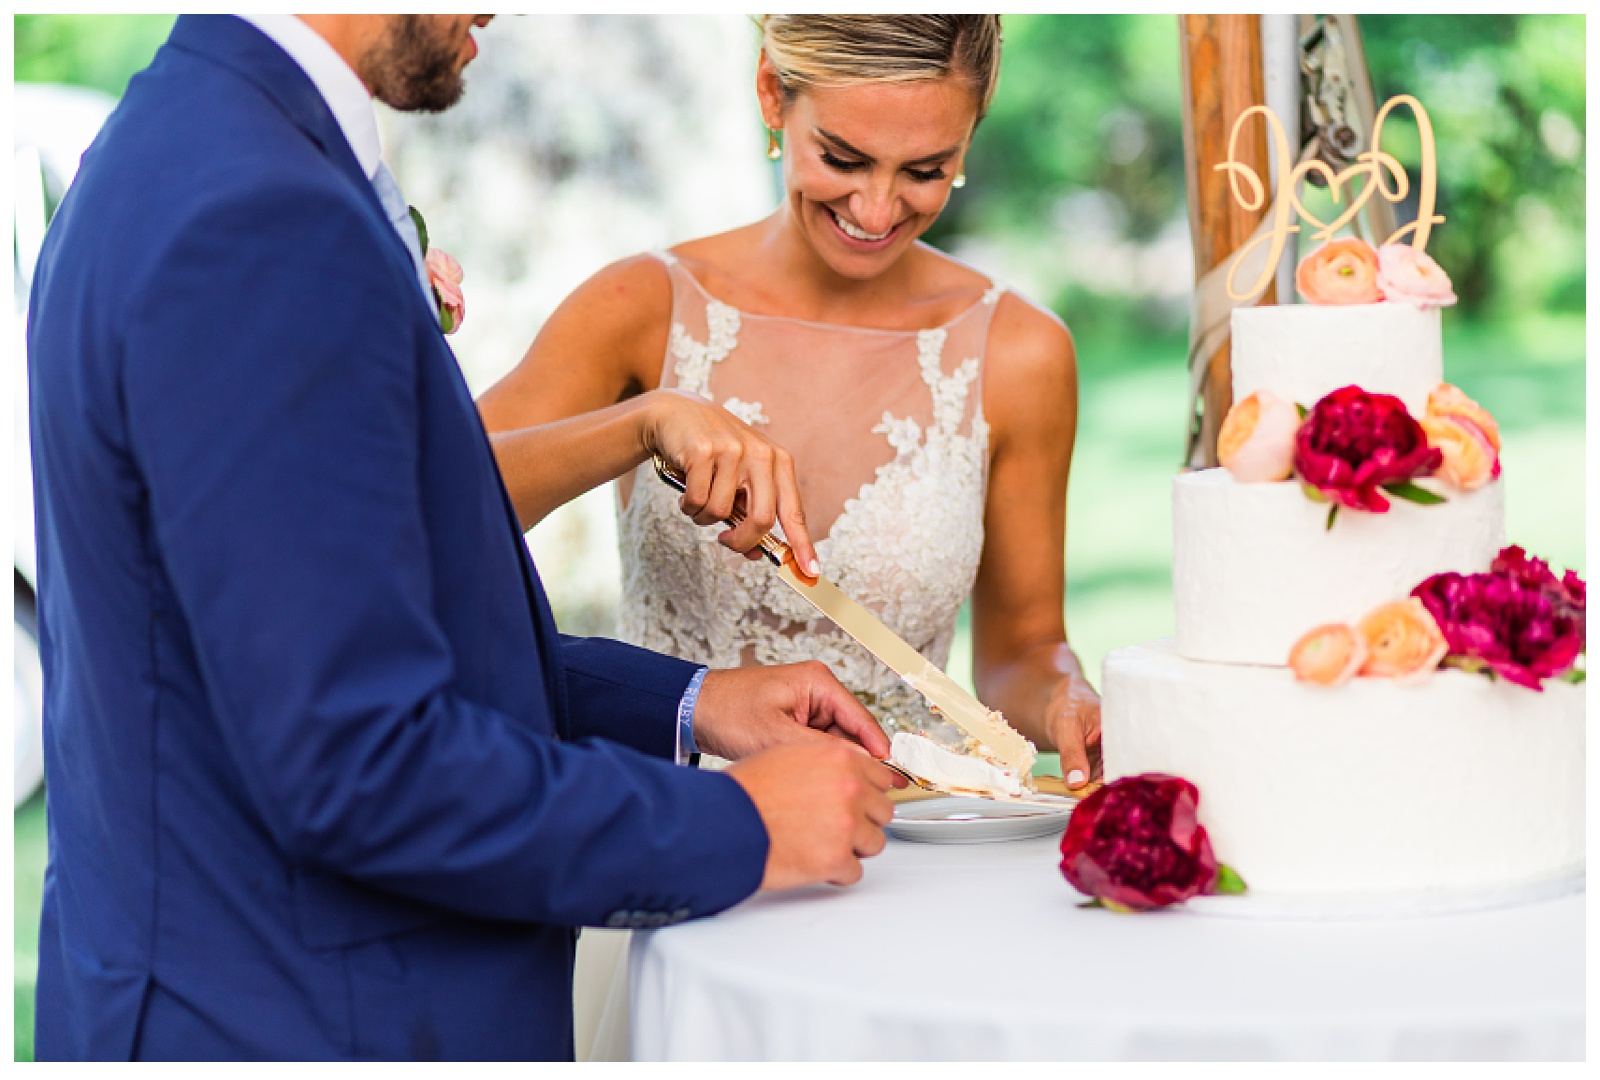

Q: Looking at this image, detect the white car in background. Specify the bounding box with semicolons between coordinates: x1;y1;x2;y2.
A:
14;83;117;807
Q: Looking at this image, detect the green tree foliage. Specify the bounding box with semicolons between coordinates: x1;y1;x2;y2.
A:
1361;14;1585;318
930;13;1583;332
13;14;175;97
12;13;1583;327
934;14;1185;244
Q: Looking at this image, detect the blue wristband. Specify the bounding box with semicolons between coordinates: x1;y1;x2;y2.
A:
677;667;707;757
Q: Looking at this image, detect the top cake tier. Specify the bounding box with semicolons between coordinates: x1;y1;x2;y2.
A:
1231;302;1442;414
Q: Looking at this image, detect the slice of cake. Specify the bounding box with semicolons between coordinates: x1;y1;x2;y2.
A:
890;699;1038;798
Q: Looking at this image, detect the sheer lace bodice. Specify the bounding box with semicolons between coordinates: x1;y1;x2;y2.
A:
617;251;1001;744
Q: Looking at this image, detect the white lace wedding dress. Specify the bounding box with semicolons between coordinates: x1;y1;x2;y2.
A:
575;251;1003;1060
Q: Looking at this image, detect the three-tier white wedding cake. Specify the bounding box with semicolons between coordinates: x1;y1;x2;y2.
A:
1101;301;1586;901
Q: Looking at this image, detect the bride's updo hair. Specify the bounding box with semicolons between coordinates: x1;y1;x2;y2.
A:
759;15;1003;121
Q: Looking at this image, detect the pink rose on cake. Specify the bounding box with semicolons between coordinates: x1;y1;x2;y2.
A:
1288;623;1367;686
1295;237;1383;305
1294;386;1443;520
1420;384;1501;491
1356;599;1448;683
1376;243;1458;309
1059;774;1245;912
1218;390;1301;482
1411;548;1586;690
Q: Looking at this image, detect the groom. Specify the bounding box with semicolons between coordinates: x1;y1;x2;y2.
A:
28;14;897;1061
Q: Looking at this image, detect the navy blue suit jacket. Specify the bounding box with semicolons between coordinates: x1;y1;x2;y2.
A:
28;15;767;1061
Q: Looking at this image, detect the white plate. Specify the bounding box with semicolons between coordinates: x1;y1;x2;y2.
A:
887;795;1073;844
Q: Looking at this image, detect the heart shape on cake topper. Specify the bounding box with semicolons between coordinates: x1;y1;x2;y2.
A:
1216;94;1446;302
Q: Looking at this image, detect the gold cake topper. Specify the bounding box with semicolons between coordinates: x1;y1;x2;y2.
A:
1216;94;1445;301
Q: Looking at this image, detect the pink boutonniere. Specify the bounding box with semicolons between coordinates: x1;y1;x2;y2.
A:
409;207;465;335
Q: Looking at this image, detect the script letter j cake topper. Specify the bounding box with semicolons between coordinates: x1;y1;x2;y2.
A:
1215;94;1447;302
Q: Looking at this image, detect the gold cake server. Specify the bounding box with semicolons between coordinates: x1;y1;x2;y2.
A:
651;454;1038;773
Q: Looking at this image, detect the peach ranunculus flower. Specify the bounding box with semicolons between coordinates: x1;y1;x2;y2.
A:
1420;383;1501;491
426;248;466;334
1288;623;1367;686
1376;243;1457;309
1357;598;1448;683
1218;390;1301;483
1295;238;1383;305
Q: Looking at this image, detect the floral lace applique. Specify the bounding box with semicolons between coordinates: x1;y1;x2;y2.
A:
669;300;740;399
621;273;999;746
722;398;769;427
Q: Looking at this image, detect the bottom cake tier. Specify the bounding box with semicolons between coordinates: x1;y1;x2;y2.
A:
1101;639;1585;898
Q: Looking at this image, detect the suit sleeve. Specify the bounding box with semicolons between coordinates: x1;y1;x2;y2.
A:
121;184;766;927
559;635;699;758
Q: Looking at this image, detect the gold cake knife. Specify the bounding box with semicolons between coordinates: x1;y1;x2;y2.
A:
650;454;1036;770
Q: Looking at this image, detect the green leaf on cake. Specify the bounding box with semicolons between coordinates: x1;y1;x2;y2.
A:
1325;504;1338;531
1562;667;1586;684
1295;403;1308;419
1214;864;1248;895
1382;480;1446;506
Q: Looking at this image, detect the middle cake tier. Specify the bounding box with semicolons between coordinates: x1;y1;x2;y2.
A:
1173;468;1505;665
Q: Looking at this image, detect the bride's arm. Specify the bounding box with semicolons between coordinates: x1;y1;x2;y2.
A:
969;295;1102;789
476;257;818;575
477;255;674;527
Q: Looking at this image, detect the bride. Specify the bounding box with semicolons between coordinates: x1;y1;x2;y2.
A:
477;15;1100;1055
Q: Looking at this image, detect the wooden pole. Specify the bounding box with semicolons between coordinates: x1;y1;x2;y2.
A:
1180;14;1277;467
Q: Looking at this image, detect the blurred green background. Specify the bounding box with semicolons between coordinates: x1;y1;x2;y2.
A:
12;14;1584;1061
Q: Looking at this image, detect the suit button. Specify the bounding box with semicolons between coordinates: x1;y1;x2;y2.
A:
604;911;629;929
670;908;691;925
627;912;653;929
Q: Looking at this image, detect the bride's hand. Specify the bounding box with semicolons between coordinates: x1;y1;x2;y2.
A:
691;661;897;765
644;388;821;579
1046;674;1102;791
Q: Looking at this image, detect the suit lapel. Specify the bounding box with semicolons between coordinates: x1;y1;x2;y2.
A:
167;16;572;727
164;16;418;298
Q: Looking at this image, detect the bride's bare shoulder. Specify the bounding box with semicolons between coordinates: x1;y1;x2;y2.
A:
662;223;771;297
984;287;1079;432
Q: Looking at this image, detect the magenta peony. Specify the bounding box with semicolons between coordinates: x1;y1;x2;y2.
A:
1412;549;1586;690
1294;386;1443;514
1059;774;1244;912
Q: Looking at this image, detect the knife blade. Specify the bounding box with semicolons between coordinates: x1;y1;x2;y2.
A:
771;561;1036;767
650;454;1035;769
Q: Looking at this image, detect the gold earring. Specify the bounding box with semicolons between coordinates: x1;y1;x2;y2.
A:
952;172;967;189
766;128;782;161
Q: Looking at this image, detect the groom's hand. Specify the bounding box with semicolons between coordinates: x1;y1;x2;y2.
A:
691;661;894;762
726;741;897;889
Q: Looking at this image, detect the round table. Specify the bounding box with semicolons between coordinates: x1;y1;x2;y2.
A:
628;833;1583;1060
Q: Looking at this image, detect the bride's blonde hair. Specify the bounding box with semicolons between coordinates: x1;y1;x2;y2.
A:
759;15;1003;121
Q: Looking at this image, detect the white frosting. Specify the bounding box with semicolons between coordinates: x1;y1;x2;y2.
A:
1102;640;1585;897
1231;302;1443;415
890;732;1026;797
1173;469;1505;665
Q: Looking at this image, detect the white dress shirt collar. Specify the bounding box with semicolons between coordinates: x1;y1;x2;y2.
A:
237;14;383;179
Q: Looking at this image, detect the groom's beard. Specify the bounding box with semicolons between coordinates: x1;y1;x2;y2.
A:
364;15;469;114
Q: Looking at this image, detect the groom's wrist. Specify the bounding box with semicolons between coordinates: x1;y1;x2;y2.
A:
674;666;708;766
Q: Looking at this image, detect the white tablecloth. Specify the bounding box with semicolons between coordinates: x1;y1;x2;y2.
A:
629;834;1583;1060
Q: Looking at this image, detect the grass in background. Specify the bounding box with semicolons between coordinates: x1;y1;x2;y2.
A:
14;793;45;1062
